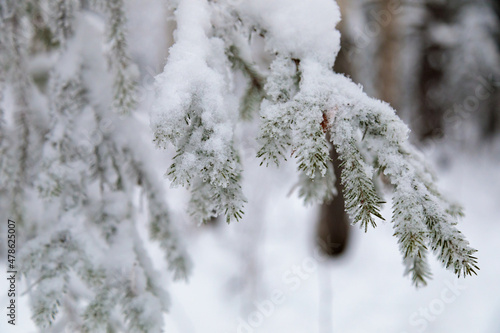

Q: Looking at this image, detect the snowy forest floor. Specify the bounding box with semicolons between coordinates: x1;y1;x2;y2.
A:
157;140;500;333
1;139;500;333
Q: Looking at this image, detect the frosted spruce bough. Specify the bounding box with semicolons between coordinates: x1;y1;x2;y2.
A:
152;0;478;286
1;1;189;331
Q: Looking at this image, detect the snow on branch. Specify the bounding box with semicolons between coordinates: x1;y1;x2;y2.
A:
152;0;246;223
152;0;478;285
327;74;479;285
1;1;189;331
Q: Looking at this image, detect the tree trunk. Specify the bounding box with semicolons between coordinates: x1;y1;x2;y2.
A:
378;0;401;109
316;146;350;256
417;2;458;140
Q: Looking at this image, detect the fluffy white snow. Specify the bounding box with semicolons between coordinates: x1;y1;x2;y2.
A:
156;143;500;333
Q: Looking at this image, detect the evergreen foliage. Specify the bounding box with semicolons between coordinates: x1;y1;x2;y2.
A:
1;1;188;331
152;0;478;287
0;0;480;331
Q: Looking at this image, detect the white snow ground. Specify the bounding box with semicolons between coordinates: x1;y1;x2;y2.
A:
156;142;500;333
2;138;499;333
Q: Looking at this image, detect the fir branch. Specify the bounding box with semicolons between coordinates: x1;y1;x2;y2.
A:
147;191;192;280
392;189;430;286
82;287;114;332
256;55;298;166
293;103;331;179
330;105;385;232
188;172;246;224
331;74;479;284
50;0;77;45
128;144;192;280
227;45;266;120
20;229;103;328
337;139;385;232
404;250;432;287
296;161;337;205
256;101;293;167
105;0;137;115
